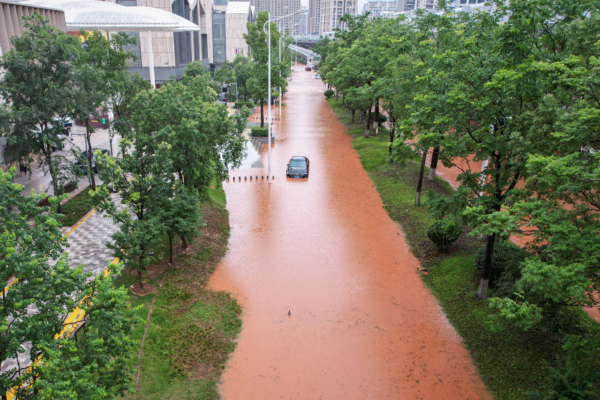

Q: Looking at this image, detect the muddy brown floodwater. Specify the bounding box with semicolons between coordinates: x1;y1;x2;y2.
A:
208;65;490;399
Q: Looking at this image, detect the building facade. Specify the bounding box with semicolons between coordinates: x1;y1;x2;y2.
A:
106;0;213;83
255;0;302;34
396;0;438;11
362;0;396;19
308;0;320;34
319;0;357;34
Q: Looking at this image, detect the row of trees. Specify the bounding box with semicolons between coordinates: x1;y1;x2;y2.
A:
0;14;248;399
0;16;150;208
211;11;294;128
94;67;249;288
317;0;600;329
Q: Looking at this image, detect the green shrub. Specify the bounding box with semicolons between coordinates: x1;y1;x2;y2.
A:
378;113;388;125
324;89;334;98
427;220;462;251
250;126;268;137
474;242;527;285
235;101;254;109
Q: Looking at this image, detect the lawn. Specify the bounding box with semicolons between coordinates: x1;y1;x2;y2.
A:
326;97;597;400
58;187;96;227
114;186;240;400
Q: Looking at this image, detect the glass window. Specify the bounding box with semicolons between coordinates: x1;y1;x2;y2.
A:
290;159;306;167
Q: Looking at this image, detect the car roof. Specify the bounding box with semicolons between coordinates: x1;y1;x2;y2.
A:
291;156;306;160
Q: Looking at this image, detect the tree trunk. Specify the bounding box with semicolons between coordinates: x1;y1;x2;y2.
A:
342;95;345;108
374;101;379;135
389;114;395;164
86;120;96;191
260;98;264;128
351;109;355;124
364;108;371;138
181;235;188;250
138;268;143;288
428;146;440;181
169;234;173;264
415;149;427;206
477;233;496;299
45;143;62;213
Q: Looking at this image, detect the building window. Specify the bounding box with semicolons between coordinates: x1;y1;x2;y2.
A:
172;0;193;66
192;6;200;61
201;34;209;59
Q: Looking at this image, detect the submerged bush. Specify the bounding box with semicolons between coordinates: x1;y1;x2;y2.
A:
324;89;334;98
427;220;462;251
378;113;388;125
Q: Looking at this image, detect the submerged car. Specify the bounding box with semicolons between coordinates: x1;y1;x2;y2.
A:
286;156;310;179
305;66;312;71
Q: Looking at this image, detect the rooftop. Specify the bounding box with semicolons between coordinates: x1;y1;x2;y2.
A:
20;0;200;32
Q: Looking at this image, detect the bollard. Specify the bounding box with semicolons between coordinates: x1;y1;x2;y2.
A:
250;176;252;181
262;176;264;179
244;176;247;181
239;176;241;181
256;176;258;180
233;177;235;181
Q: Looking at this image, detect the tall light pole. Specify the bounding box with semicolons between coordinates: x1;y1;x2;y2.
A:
263;9;307;182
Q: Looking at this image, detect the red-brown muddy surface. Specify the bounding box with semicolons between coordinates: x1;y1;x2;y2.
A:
208;65;489;399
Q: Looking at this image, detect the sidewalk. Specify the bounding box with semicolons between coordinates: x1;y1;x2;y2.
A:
13;125;121;198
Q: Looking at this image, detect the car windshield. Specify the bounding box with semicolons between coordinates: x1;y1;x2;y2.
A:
290;159;306;167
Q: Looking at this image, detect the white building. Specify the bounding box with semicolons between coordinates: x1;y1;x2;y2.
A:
319;0;357;34
224;1;253;61
362;0;396;19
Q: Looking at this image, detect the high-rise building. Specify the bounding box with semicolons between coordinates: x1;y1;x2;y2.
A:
319;0;357;34
362;0;396;19
397;0;438;11
299;9;308;34
254;0;302;34
308;0;321;34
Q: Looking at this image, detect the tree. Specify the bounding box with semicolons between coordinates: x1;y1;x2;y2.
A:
156;185;202;264
0;15;81;211
74;30;142;187
93;129;171;288
233;55;253;101
245;11;287;127
214;59;235;84
139;77;248;197
485;0;600;325
404;8;541;299
0;167;135;400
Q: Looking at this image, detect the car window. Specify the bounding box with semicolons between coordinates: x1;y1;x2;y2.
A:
290;159;306;167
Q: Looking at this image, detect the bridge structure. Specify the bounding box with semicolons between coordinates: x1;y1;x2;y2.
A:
289;44;318;64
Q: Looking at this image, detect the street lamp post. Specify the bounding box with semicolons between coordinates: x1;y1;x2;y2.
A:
231;82;238;103
263;9;307;182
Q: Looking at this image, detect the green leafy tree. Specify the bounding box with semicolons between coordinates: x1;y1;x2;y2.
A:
233;55;253;100
0;167;135;400
155;185;202;264
93;94;175;287
137;77;248;197
245;11;286;127
214;59;235;84
0;15;81;211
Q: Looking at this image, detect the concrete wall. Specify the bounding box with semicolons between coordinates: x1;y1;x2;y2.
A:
0;1;66;55
225;12;249;61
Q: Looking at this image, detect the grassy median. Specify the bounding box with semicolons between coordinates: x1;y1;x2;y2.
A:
115;186;240;400
326;97;598;400
58;188;96;226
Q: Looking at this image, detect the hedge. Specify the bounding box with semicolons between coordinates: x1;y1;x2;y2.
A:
235;101;255;109
250;126;269;137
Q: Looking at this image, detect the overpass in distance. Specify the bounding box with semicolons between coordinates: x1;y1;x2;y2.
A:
289;44;317;63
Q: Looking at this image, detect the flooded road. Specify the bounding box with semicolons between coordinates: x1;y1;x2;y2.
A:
208;65;488;399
